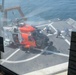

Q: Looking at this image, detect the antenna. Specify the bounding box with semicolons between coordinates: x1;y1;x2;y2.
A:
0;0;4;12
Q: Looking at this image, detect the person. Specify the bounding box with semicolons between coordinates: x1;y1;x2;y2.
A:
46;26;52;34
56;29;61;38
13;27;18;33
65;28;70;37
46;26;49;33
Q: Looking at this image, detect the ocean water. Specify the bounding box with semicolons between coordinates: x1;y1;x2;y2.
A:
0;0;76;22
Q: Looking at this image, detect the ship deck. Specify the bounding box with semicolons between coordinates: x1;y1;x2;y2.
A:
1;18;76;75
